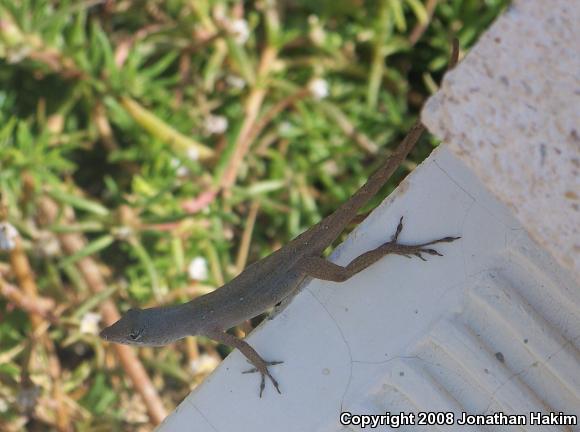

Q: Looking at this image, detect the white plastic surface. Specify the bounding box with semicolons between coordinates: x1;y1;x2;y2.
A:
157;146;580;431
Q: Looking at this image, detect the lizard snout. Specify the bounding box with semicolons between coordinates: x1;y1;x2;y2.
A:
99;326;115;341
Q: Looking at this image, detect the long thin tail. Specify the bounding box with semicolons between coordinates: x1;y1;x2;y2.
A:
305;39;460;251
310;121;426;248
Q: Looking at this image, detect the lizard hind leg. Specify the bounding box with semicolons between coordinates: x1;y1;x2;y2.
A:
205;329;283;397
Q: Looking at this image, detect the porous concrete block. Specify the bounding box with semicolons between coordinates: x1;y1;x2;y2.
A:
422;0;580;280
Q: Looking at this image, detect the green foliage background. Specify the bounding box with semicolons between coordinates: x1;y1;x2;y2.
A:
0;0;508;430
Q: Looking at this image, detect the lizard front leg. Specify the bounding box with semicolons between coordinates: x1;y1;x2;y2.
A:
204;329;282;397
297;216;460;282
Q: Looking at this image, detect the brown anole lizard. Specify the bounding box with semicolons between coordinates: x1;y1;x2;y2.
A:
100;41;460;397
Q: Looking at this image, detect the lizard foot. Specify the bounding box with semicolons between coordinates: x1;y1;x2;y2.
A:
387;216;461;261
242;361;283;397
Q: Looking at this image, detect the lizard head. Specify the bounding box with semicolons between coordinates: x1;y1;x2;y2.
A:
99;306;190;346
99;308;149;345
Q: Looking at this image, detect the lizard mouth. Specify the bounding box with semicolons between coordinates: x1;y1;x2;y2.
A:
99;326;115;341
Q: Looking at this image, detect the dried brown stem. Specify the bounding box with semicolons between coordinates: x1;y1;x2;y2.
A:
245;88;309;148
318;102;380;155
181;189;218;214
409;0;439;46
235;201;260;274
9;236;70;431
36;197;167;425
93;102;118;151
219;45;278;192
0;276;56;322
114;24;166;67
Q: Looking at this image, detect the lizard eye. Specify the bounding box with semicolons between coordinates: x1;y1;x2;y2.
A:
129;329;143;341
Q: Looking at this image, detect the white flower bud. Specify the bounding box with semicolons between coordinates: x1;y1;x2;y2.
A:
204;115;228;135
308;78;329;100
0;223;18;251
80;312;102;335
188;257;208;281
229;19;250;45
